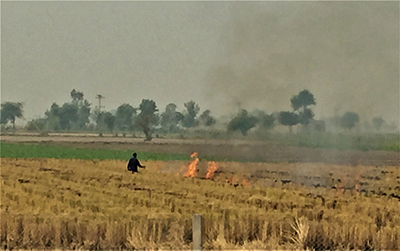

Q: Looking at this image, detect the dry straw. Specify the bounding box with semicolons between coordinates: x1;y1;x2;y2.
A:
1;158;399;250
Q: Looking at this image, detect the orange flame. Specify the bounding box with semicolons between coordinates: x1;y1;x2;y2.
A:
242;179;250;187
205;161;218;179
184;152;199;178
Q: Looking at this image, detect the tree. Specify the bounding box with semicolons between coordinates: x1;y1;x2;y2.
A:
340;112;359;130
227;109;258;136
58;103;79;130
44;103;61;131
253;110;275;130
160;103;184;132
0;102;24;130
25;118;47;131
77;99;91;130
69;90;91;130
291;90;316;126
198;110;216;127
47;116;61;131
182;100;200;128
103;112;116;131
45;103;60;118
136;99;158;141
290;89;316;111
298;108;314;126
38;90;90;132
279;111;298;134
70;89;84;103
372;117;385;131
96;111;115;132
115;104;136;132
46;90;92;131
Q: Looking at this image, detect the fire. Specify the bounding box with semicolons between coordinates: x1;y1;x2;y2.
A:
205;161;218;179
242;179;250;187
184;152;199;178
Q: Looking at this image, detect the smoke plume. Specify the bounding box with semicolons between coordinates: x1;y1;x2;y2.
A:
206;2;399;123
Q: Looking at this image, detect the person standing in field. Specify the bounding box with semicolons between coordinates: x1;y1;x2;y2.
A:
127;152;146;173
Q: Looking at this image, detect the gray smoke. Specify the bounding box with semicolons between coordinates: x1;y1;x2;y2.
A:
206;2;399;123
1;2;398;127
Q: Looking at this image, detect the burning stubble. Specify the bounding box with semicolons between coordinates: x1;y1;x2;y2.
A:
205;161;218;179
184;152;199;178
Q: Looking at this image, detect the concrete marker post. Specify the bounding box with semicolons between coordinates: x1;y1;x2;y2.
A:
193;214;204;251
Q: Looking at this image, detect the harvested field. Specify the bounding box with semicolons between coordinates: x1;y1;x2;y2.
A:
1;135;399;249
1;157;400;250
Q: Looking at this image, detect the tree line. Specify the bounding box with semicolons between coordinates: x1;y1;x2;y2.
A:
1;89;217;141
1;89;387;140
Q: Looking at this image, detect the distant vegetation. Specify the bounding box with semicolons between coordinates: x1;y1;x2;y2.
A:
1;89;398;144
0;102;23;130
227;109;258;136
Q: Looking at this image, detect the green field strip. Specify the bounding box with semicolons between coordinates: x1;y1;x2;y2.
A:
0;142;190;161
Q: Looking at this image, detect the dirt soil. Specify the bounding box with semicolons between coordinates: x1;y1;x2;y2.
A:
1;134;399;166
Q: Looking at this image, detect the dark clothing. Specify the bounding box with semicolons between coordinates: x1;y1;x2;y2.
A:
127;157;144;173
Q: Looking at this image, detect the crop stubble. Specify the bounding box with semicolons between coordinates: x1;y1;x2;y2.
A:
1;156;400;250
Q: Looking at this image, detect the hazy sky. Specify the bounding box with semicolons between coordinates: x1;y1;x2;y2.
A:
1;1;399;124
